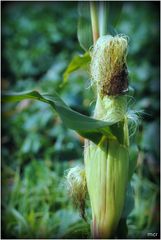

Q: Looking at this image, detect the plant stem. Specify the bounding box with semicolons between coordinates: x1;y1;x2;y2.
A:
90;2;99;44
99;1;109;36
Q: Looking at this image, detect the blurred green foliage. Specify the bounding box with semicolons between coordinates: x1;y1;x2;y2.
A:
2;1;160;239
2;159;90;238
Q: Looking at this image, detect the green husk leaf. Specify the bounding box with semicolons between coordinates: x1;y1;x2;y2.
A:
63;52;91;84
2;90;124;145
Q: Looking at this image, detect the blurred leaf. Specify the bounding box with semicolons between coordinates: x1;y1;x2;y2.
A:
99;1;109;36
21;136;32;153
55;209;81;237
63;52;91;84
108;2;124;31
128;174;159;238
2;90;125;145
9;208;28;229
141;122;159;157
122;183;135;219
61;220;90;239
27;210;35;227
128;144;138;180
99;1;124;36
77;2;93;51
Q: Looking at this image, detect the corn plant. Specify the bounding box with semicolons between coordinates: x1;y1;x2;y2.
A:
2;2;139;238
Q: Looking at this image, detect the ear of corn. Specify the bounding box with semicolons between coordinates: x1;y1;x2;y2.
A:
84;123;129;238
84;35;129;238
66;35;130;238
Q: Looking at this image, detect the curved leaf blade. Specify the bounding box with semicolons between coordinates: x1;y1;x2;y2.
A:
107;2;124;35
77;2;93;51
63;52;91;84
2;90;122;144
108;2;123;28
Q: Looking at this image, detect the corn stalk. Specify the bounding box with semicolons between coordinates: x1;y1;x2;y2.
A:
67;3;133;238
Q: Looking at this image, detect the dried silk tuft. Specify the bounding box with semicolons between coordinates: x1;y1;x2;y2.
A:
65;165;87;220
91;35;129;96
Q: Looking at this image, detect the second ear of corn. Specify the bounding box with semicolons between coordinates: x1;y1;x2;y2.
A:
84;35;129;238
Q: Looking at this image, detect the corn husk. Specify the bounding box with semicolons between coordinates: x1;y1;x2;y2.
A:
84;35;129;238
66;35;130;238
84;121;129;238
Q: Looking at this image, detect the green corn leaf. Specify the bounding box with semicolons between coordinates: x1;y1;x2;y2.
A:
63;52;91;84
108;2;123;28
107;2;124;35
77;2;93;51
2;90;124;145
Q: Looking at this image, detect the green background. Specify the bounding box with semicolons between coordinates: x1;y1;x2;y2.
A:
2;1;160;239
